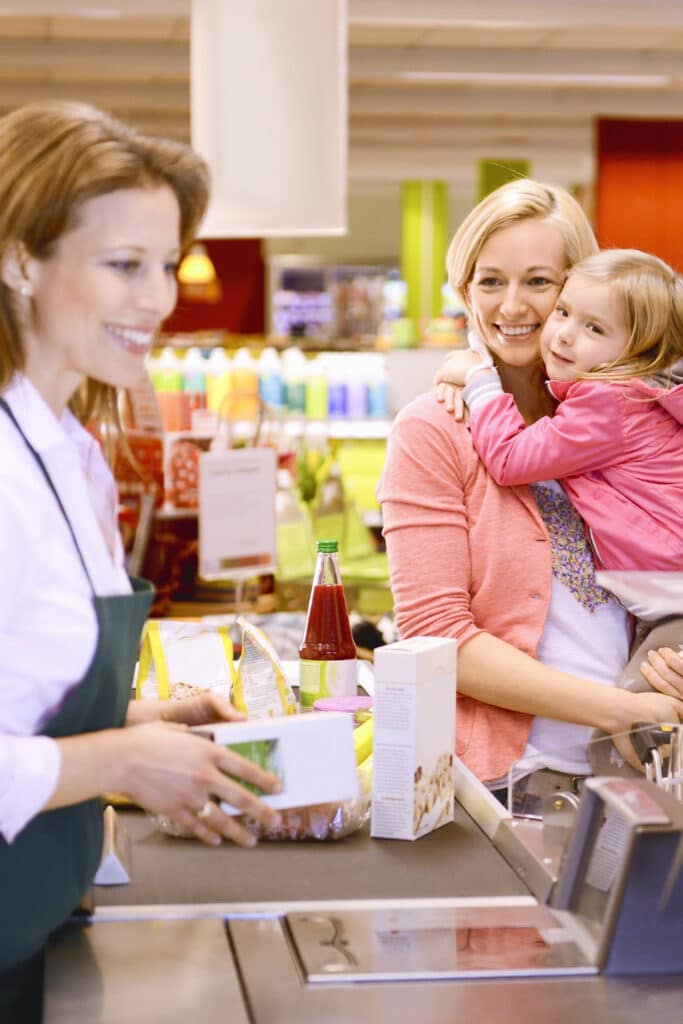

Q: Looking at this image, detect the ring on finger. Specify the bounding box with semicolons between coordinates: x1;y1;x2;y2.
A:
196;799;213;822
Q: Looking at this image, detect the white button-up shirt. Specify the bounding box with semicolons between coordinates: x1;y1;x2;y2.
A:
0;376;131;842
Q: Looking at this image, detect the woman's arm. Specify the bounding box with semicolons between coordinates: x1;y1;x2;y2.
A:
458;630;683;735
378;395;683;733
46;722;282;848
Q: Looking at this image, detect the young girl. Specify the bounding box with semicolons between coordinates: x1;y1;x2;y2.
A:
440;248;683;589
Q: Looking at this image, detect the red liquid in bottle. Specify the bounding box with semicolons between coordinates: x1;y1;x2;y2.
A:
299;584;356;660
299;543;358;709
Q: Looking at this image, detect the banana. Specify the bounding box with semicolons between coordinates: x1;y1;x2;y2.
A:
353;715;373;765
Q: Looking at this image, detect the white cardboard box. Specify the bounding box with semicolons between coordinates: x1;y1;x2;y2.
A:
371;636;457;841
194;712;358;815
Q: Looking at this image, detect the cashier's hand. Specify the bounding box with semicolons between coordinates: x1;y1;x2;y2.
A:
114;721;281;848
639;646;683;700
126;694;246;728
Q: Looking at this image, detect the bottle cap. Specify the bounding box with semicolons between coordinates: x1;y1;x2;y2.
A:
317;539;338;553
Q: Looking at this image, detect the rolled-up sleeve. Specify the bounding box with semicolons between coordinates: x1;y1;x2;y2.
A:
0;735;62;843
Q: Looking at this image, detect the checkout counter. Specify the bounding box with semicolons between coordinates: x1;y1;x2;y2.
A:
44;738;683;1024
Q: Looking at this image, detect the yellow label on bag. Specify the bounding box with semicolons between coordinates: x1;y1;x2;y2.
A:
135;620;235;700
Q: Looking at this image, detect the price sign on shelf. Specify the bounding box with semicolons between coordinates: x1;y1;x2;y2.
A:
198;448;276;581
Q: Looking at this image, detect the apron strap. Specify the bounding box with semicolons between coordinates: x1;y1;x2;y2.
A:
0;396;96;596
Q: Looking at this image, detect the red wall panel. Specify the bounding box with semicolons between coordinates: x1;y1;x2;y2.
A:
596;119;683;271
163;238;265;334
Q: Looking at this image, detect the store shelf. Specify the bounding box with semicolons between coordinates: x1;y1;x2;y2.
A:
163;419;391;443
281;418;391;440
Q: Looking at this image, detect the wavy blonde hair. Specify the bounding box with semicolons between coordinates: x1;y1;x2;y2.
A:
565;248;683;383
447;178;598;299
0;101;209;431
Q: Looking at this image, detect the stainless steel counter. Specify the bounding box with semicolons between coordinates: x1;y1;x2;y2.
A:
44;780;683;1023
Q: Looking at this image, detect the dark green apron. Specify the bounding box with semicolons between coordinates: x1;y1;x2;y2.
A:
0;398;153;972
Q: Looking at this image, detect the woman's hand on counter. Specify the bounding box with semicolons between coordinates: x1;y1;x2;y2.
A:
609;688;683;771
113;722;282;847
126;694;246;728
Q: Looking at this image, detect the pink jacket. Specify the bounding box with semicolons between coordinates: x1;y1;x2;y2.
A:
378;393;553;782
470;379;683;571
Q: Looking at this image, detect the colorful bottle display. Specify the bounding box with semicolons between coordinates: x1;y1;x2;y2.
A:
147;346;390;423
299;539;357;710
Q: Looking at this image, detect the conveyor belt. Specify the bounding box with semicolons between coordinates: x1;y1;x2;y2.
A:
95;802;527;908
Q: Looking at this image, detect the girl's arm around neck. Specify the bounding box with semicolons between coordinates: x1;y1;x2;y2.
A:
469;381;625;486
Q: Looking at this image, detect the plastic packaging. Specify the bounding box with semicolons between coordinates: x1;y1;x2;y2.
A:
314;696;373;733
205;346;233;415
365;354;390;418
258;346;284;409
326;353;349;418
281;346;307;414
231;616;297;718
135;620;235;701
231;346;260;419
305;354;328;419
182;347;208;428
346;355;368;418
154;346;185;430
275;468;316;580
299;539;357;709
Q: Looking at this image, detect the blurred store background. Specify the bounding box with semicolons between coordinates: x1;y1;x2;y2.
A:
3;0;683;615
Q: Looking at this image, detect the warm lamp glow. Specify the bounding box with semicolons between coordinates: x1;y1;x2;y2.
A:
177;243;217;285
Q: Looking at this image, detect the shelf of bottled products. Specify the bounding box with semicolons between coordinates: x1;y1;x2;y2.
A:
149;335;452;436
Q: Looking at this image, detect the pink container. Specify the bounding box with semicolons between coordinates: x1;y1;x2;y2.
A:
313;696;373;723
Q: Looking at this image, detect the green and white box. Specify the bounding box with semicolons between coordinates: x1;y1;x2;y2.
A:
371;636;456;841
194;712;358;814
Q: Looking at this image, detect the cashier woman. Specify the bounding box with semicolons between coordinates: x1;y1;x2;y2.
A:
0;102;282;1020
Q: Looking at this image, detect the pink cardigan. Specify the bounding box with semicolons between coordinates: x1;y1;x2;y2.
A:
377;392;553;782
470;378;683;571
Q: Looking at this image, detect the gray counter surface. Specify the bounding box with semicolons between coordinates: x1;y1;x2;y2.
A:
45;798;683;1024
95;802;527;908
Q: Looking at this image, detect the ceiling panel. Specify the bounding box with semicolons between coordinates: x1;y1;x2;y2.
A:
0;2;680;206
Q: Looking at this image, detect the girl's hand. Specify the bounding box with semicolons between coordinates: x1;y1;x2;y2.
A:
434;348;485;388
435;380;467;420
638;646;683;700
114;721;281;848
434;349;487;421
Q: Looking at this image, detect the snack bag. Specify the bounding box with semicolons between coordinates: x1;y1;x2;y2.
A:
231;616;297;718
136;619;236;700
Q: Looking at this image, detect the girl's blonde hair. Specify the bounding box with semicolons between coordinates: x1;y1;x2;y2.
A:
447;178;598;298
0;100;210;428
565;248;683;382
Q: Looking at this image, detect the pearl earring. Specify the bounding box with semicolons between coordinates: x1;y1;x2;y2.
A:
18;284;29;296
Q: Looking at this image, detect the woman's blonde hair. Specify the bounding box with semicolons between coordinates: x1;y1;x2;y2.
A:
447;178;598;299
565;248;683;382
0;100;210;429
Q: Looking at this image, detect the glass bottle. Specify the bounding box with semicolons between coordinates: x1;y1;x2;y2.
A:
299;539;357;710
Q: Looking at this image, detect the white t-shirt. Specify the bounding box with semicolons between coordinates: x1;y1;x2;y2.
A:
0;375;130;842
512;481;630;781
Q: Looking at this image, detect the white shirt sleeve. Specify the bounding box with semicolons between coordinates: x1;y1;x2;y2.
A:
0;382;131;844
0;736;62;843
